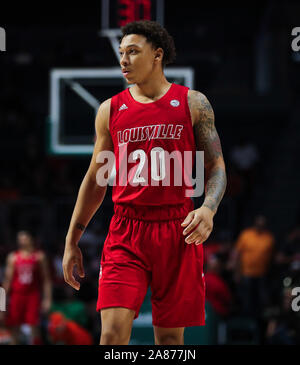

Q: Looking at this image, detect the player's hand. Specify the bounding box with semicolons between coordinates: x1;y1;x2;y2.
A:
181;205;214;245
62;244;85;290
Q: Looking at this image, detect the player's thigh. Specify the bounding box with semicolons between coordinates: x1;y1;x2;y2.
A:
6;293;25;326
100;307;135;341
153;326;185;345
25;292;40;326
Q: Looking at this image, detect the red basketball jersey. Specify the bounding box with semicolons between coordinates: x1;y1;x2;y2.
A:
11;251;41;294
109;83;196;206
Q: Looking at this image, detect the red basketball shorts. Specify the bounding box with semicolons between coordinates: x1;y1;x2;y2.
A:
97;199;206;328
6;290;41;327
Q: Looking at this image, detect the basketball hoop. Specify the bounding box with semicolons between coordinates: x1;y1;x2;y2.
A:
48;0;195;157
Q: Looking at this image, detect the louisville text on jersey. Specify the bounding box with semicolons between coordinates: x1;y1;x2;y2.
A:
117;124;184;145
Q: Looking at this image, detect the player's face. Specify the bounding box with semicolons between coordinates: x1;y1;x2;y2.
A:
119;34;160;84
17;232;33;249
254;215;266;230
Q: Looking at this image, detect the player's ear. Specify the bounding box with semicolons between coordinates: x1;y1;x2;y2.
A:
154;47;164;64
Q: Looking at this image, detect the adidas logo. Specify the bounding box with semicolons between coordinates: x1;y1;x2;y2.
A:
119;104;128;111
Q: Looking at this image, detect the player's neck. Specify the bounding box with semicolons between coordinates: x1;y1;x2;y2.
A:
133;73;171;101
18;247;34;255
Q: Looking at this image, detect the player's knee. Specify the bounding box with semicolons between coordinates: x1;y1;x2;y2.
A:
100;325;130;345
100;330;118;345
155;334;183;345
100;331;129;345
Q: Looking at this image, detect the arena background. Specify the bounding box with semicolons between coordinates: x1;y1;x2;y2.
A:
0;0;300;345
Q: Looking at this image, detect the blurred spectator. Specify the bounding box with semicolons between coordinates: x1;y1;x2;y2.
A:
48;311;93;345
229;138;260;234
229;136;260;175
205;254;233;317
48;284;97;343
50;286;89;329
228;215;275;318
275;225;300;280
204;240;222;264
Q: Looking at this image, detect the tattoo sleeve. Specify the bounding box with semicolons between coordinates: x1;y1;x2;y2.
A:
75;223;86;232
188;90;227;213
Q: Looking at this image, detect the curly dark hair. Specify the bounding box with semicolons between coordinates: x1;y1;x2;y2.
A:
121;20;176;67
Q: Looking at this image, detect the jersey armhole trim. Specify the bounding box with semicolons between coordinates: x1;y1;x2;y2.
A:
184;88;194;129
108;96;115;132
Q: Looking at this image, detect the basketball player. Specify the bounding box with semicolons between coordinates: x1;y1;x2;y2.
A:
63;20;227;345
2;230;52;344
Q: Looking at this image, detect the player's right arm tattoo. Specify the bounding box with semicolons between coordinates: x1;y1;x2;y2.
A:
75;223;86;232
188;90;227;213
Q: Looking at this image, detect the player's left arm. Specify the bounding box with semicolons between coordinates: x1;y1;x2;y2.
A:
39;251;53;313
181;90;227;244
2;253;15;294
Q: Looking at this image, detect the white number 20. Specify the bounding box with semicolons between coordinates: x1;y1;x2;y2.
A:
132;147;166;183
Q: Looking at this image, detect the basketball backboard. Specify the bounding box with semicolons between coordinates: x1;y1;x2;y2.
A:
48;67;194;155
48;0;195;157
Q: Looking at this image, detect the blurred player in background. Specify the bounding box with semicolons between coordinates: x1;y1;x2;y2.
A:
63;20;227;345
1;230;52;344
